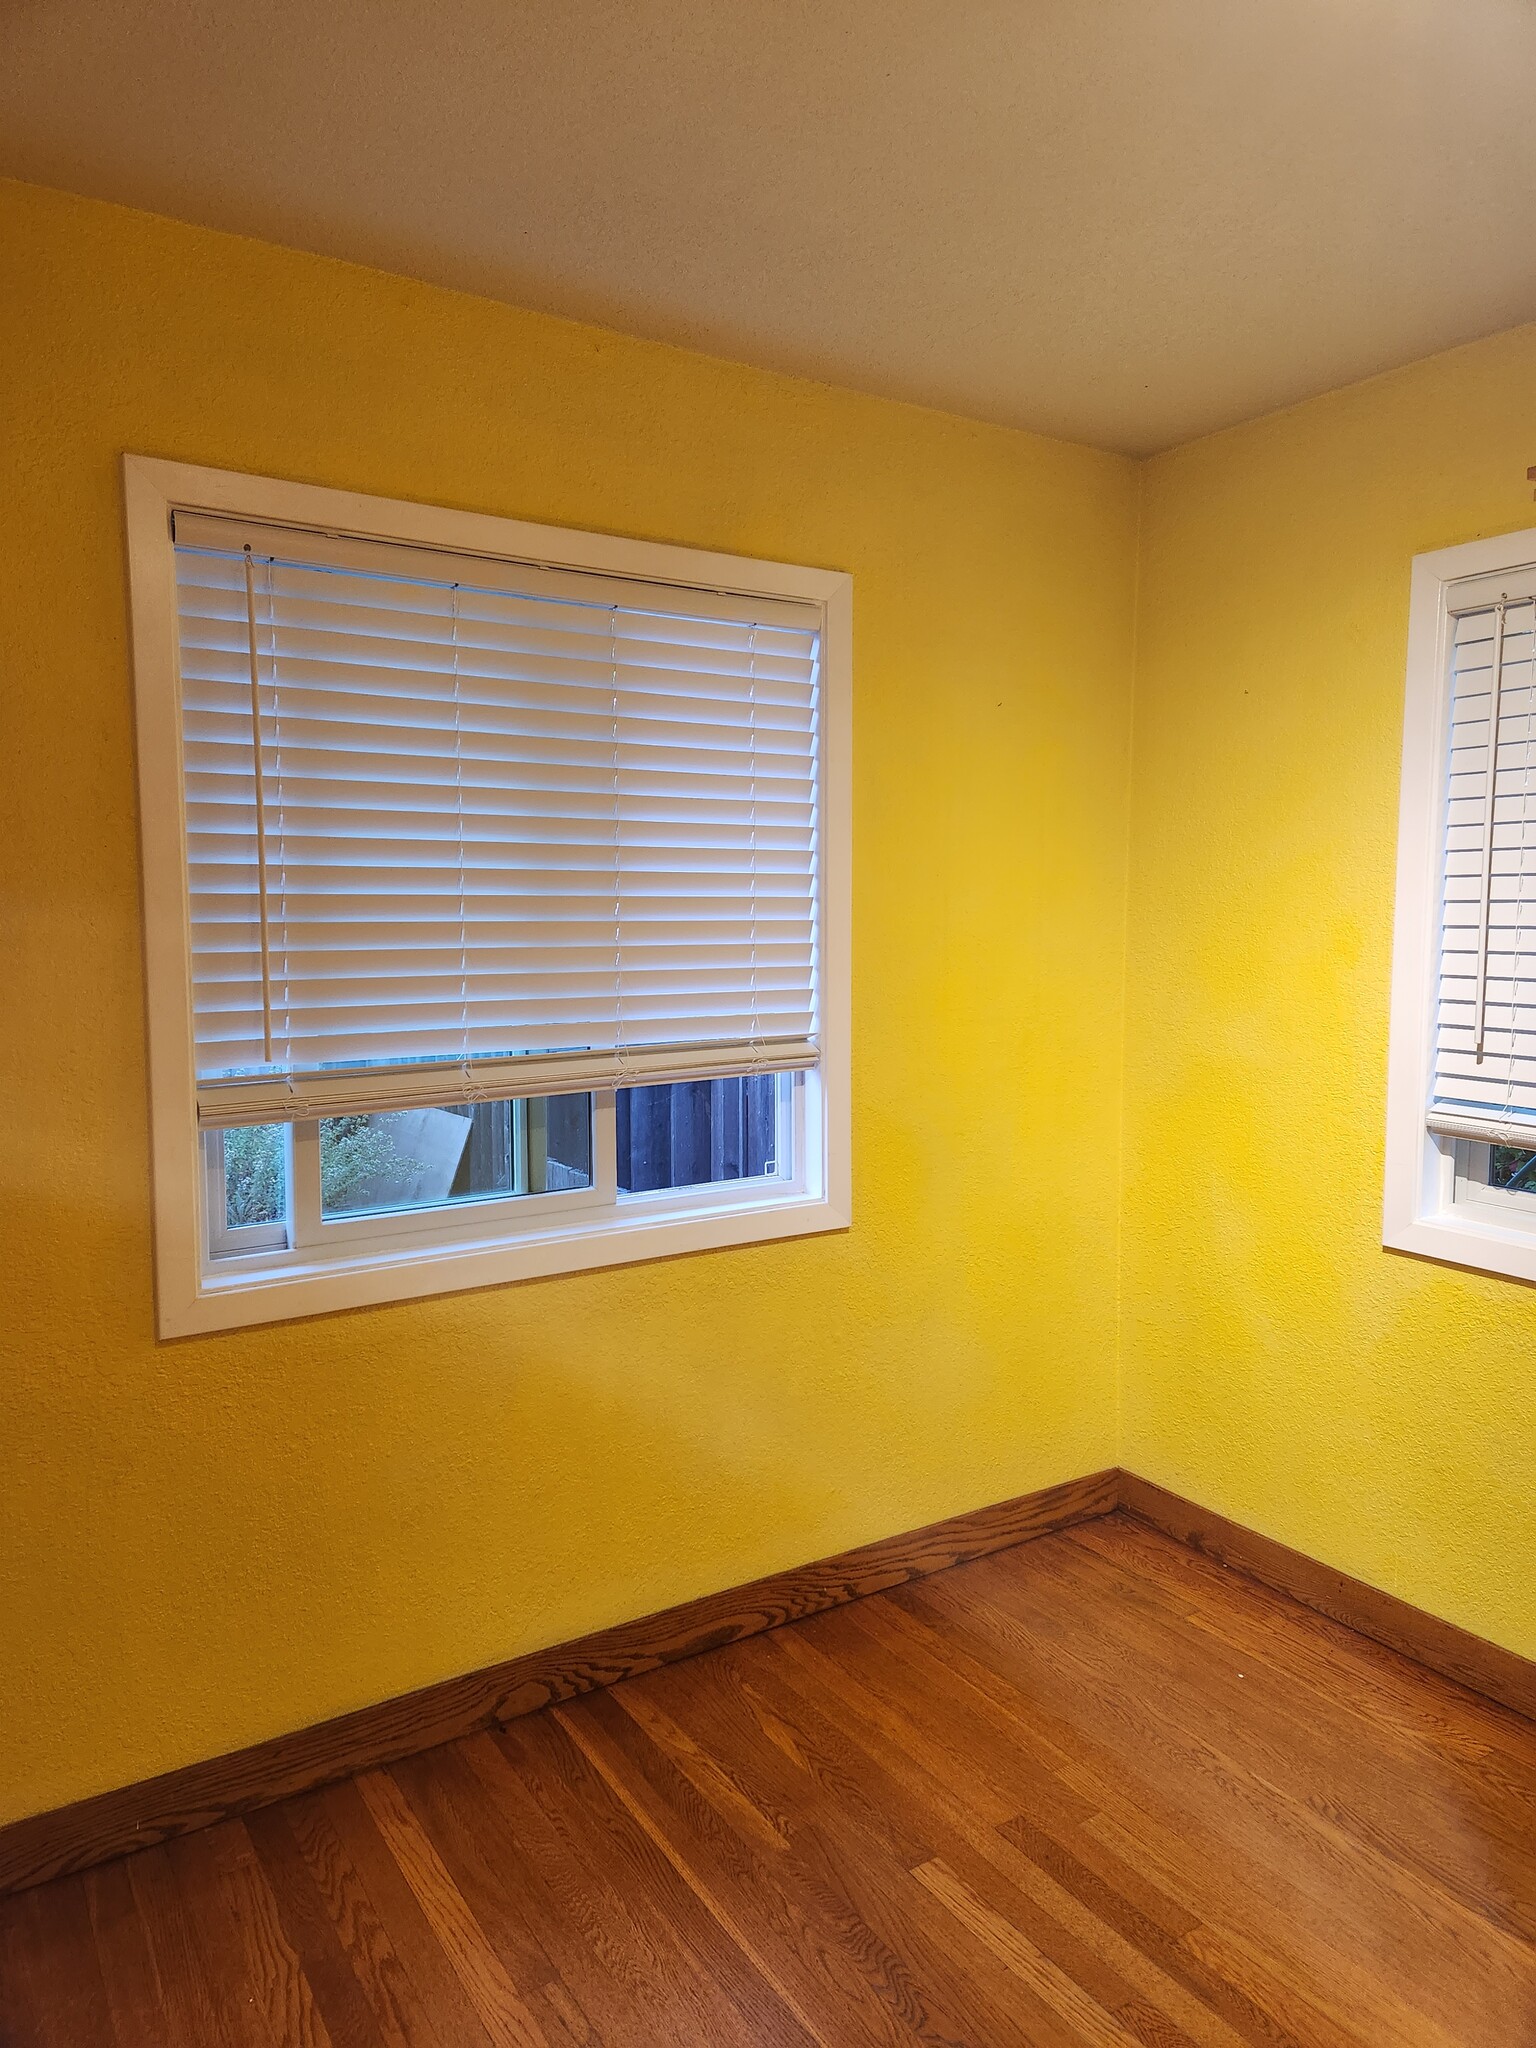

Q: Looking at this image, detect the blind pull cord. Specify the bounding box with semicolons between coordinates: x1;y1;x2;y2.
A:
609;606;631;1090
1473;597;1510;1064
264;552;296;1091
446;582;480;1105
1500;601;1534;1130
747;623;762;1076
241;546;277;1065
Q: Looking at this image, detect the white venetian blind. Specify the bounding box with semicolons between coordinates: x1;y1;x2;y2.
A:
1428;592;1536;1148
173;514;822;1128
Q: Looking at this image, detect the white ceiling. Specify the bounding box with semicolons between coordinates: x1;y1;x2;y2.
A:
6;0;1536;454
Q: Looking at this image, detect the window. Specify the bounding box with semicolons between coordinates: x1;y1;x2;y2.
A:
1384;524;1536;1282
126;458;850;1334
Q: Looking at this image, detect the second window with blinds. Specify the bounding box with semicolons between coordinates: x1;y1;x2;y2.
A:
126;460;850;1334
1384;522;1536;1283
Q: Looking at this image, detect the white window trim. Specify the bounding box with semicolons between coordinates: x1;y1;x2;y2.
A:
124;456;852;1337
1384;523;1536;1284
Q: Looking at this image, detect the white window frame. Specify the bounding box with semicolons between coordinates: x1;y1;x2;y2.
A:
1384;523;1536;1283
125;456;852;1337
1451;1139;1536;1221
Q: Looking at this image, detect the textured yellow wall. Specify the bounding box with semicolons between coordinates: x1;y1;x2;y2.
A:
0;180;1137;1824
15;169;1529;1831
1123;324;1536;1659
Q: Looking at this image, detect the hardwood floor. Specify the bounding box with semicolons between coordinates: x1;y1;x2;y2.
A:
3;1511;1534;2046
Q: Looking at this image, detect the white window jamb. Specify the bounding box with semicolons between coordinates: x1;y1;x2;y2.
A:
1384;526;1536;1283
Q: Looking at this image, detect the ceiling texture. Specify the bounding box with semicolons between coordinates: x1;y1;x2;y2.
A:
5;0;1536;454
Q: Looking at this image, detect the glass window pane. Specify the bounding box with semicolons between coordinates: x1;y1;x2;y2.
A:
1490;1146;1536;1192
222;1123;286;1229
320;1098;592;1219
451;1101;517;1202
529;1093;594;1194
617;1074;786;1195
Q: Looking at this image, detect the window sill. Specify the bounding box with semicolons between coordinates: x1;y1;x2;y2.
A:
164;1189;851;1337
1382;1207;1536;1288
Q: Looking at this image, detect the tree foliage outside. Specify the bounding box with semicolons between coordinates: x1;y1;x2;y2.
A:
318;1114;428;1214
222;1114;431;1227
223;1122;284;1226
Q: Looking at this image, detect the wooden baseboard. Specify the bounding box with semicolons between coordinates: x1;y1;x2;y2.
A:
1119;1471;1536;1723
8;1462;1532;1897
0;1467;1117;1896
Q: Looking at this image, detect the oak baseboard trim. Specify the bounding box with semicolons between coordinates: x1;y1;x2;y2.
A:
0;1467;1117;1895
1119;1471;1536;1723
10;1462;1531;1896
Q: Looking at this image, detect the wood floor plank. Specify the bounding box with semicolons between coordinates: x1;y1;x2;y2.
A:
1087;1808;1514;2048
612;1684;798;1855
1039;1527;1536;1942
245;1802;420;2048
611;1656;1084;2048
908;1552;1536;2036
769;1596;1096;1835
381;1751;576;2030
0;1878;115;2048
1000;1537;1536;1983
645;1641;1151;2032
566;1685;942;2047
913;1858;1149;2048
125;1844;240;2048
871;1577;1436;2044
6;1520;1535;2046
1069;1516;1536;1874
170;1823;334;2048
483;1711;820;2046
571;1678;1058;2048
85;1860;169;2048
354;1770;548;2048
394;1733;742;2046
551;1696;847;2048
1073;1518;1536;1773
911;1563;1518;2044
752;1624;1268;2048
996;1811;1322;2048
802;1824;1090;2048
275;1794;451;2048
683;1645;940;1870
314;1780;503;2048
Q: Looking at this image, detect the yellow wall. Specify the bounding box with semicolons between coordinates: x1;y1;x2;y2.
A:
0;180;1138;1825
1123;324;1536;1660
10;170;1531;1832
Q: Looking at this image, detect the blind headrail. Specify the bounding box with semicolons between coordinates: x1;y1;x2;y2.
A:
173;510;823;634
196;1036;821;1129
1426;1107;1536;1148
